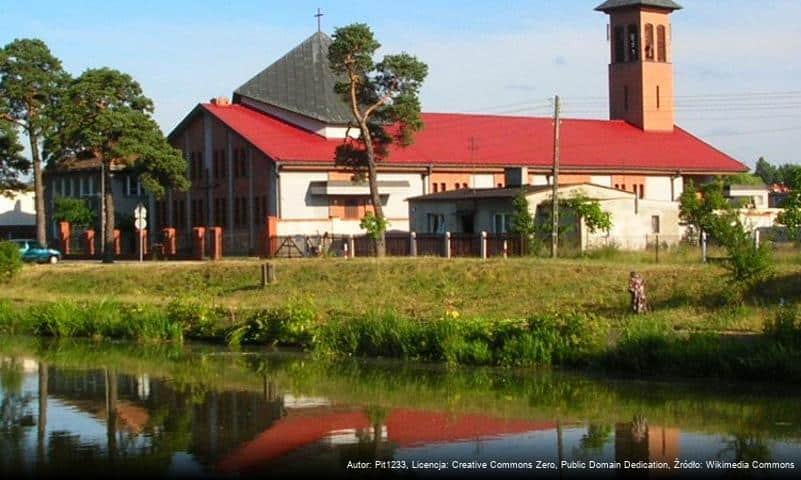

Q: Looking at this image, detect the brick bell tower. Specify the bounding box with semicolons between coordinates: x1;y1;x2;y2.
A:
596;0;682;132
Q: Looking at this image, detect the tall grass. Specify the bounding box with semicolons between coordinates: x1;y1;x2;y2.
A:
5;295;801;380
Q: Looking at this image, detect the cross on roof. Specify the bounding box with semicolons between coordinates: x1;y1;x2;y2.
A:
315;8;324;33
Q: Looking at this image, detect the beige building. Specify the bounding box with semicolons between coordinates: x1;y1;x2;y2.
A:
407;181;680;251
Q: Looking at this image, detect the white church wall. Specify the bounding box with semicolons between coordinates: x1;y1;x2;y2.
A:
471;174;495;188
279;171;329;220
378;172;424;220
644;176;673;202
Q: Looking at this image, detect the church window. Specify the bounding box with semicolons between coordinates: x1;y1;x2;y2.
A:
657;25;667;62
644;24;654;60
614;26;625;63
463;183;468;189
627;24;639;61
440;182;446;192
454;183;460;190
656;86;661;109
433;183;439;193
639;184;645;199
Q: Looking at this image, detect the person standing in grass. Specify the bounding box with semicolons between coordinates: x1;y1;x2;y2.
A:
628;272;648;314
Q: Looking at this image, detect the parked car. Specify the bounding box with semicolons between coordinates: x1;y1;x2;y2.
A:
9;239;62;264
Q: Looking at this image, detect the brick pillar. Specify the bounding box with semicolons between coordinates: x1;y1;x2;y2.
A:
209;227;223;261
113;229;121;255
85;229;95;257
193;227;206;260
162;228;176;256
58;221;71;255
263;215;278;258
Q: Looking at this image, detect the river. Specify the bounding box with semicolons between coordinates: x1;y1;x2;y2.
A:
1;336;799;478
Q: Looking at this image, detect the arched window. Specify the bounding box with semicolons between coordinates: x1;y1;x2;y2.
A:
644;24;654;61
627;24;639;61
657;25;667;62
614;26;625;63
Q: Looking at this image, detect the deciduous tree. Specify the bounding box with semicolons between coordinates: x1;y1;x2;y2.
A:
329;24;428;256
0;39;68;245
48;68;189;263
777;167;801;241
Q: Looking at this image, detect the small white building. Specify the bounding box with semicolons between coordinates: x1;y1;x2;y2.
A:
408;183;681;251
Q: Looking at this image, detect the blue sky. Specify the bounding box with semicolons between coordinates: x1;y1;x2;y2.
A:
2;0;800;168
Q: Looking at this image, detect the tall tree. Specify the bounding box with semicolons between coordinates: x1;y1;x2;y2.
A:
0;122;29;194
48;68;189;263
0;39;68;246
679;179;729;238
754;157;777;185
328;23;428;257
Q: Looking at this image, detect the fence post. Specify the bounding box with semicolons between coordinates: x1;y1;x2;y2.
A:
702;231;708;263
445;232;451;259
261;262;275;287
480;231;487;260
410;231;417;257
348;235;355;259
754;229;761;249
503;240;508;259
655;234;660;264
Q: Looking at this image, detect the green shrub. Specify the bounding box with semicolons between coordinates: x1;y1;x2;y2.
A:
0;241;23;283
166;297;222;339
764;303;801;347
227;300;318;348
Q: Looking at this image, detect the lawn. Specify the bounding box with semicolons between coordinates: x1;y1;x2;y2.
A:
5;248;800;334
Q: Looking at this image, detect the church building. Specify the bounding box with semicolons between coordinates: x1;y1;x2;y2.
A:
160;0;746;255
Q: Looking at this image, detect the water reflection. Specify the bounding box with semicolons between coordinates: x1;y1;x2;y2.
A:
1;338;800;478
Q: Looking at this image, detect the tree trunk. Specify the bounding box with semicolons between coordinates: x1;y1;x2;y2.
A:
37;361;47;469
102;162;115;264
28;128;47;248
361;122;386;258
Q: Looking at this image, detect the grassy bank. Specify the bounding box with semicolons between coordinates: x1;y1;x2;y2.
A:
2;256;801;379
5;255;801;332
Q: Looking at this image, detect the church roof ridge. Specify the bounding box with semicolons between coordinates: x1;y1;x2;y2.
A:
233;30;353;124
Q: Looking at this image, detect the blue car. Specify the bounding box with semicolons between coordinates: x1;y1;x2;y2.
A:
10;239;62;264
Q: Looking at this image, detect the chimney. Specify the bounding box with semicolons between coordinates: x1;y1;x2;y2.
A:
504;167;529;188
210;96;231;107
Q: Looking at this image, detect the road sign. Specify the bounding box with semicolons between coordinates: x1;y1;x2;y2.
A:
134;203;147;220
135;218;147;231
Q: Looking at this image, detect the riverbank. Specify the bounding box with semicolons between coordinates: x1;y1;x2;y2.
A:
2;257;801;380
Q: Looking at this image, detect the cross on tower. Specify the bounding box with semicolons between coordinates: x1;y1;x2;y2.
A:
315;8;324;33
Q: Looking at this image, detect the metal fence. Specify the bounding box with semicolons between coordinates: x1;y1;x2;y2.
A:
266;232;534;259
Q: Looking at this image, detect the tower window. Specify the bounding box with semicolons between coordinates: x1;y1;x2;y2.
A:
614;26;625;63
657;25;667;62
644;24;654;61
656;86;661;109
627;24;639;62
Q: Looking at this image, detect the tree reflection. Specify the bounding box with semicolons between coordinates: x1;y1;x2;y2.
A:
720;433;772;477
1;358;33;476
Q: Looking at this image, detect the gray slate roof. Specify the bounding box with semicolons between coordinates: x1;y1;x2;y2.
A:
234;31;353;124
595;0;682;12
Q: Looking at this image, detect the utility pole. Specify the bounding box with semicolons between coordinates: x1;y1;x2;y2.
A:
551;95;561;259
100;162;106;255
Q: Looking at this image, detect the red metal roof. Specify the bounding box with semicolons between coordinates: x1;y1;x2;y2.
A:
200;103;746;173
